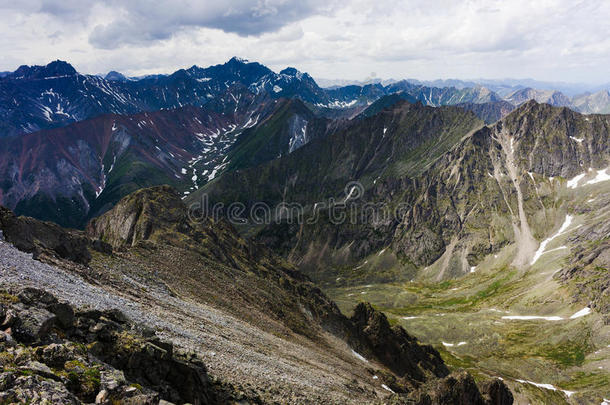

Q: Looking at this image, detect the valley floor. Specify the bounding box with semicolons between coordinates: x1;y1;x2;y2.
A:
329;274;609;404
328;181;610;405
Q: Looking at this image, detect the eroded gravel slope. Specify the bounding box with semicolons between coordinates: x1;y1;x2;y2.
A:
0;238;387;404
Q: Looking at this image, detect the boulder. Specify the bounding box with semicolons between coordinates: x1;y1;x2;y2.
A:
0;372;16;391
0;374;80;404
11;305;57;343
49;302;75;329
18;287;59;306
0;205;91;265
101;369;126;392
95;389;109;404
20;360;58;380
479;378;514;405
37;343;76;368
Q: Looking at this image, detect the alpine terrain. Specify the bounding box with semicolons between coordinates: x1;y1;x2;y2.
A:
0;55;608;405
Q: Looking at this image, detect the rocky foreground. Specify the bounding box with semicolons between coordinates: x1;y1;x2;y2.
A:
0;287;233;404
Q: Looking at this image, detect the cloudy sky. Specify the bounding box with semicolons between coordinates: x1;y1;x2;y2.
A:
1;0;609;84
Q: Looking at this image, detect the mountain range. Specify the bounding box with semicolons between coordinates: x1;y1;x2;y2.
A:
4;58;610;141
0;57;609;404
0;57;600;229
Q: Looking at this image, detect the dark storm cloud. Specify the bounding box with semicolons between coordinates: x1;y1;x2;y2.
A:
0;0;333;49
87;0;333;49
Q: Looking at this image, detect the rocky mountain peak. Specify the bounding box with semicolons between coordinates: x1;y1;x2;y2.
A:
11;60;77;80
104;70;128;81
86;185;189;249
279;67;303;78
228;56;249;64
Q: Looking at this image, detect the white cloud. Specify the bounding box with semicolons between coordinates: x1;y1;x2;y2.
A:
1;0;610;84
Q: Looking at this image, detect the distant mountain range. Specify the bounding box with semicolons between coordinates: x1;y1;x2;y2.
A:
318;76;610;97
0;58;388;138
3;58;610;142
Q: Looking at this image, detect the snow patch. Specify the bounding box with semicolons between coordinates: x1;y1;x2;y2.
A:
567;173;586;189
351;350;368;362
318;99;358;109
570;307;591;319
570;136;584;143
442;341;467;347
515;379;575;398
354;260;368;270
381;384;395;393
107;155;117;174
344;184;360;202
502;307;591;322
531;215;573;265
288;118;308;153
502;315;564;321
585;167;610;186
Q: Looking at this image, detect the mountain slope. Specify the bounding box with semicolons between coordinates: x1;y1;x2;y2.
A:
225;98;346;172
307;101;610;281
360;95;514;124
387;82;502;106
196;100;483;209
190;101;483;281
193;98;610;403
0;94;275;228
504;87;572;108
0;186;513;404
327;101;610;404
572;90;610;114
455;100;516;124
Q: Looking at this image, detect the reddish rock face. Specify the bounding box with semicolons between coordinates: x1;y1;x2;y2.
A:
0;102;261;228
